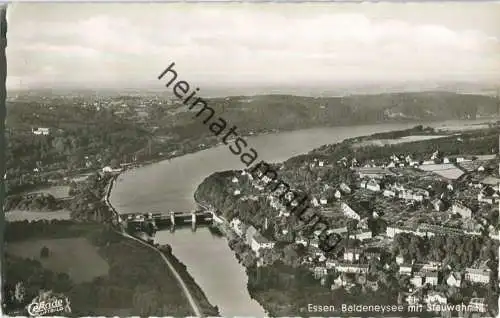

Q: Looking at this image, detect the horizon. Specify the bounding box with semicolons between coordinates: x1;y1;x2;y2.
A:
7;2;500;91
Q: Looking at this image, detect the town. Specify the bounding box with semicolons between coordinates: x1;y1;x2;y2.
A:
197;127;499;316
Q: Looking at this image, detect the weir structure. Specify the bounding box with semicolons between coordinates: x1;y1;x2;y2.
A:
124;210;214;233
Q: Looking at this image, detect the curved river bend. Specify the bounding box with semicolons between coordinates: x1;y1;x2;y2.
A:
109;120;490;317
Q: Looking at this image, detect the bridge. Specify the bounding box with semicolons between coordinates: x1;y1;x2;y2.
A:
123;210;214;230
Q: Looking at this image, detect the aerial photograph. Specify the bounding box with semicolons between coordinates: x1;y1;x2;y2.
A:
1;1;499;317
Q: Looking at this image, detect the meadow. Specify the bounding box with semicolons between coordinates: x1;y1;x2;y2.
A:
5;237;109;283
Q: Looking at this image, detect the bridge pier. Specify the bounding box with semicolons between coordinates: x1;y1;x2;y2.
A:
191;212;196;225
170;211;176;227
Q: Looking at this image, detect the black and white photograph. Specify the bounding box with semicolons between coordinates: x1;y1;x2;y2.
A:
1;1;499;317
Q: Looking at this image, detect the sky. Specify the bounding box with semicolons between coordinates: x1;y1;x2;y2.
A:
6;2;500;91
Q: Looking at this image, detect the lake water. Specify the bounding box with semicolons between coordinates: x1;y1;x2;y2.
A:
109;119;494;317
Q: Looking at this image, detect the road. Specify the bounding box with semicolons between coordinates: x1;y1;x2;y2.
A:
104;174;203;317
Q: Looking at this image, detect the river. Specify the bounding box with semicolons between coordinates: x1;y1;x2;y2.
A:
108;119;495;317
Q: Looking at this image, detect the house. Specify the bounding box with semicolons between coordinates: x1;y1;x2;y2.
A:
334;190;341;199
366;179;381;192
340;183;351;194
365;279;379;291
335;263;368;274
309;237;320;248
232;177;239;183
399;264;413;275
251;233;275;256
327;227;348;235
245;225;258;245
313;266;328;279
332;273;355;289
446;272;462;288
364;248;381;260
295;236;308;246
424;271;439;286
320;198;328;205
383;189;396;198
343;248;362;262
432;199;445;212
469;298;487;312
102;166;122;173
341;202;361;220
311;197;320;207
229;218;245;237
478;193;495;204
410;273;424;287
318;161;325;167
452;202;472;218
396;255;405;265
326;259;336;269
32;127;50;135
233;189;241;196
425;292;447;307
352;230;372;241
464;267;491;284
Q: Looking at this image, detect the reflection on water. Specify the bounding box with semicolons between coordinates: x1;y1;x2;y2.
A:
154;228;266;317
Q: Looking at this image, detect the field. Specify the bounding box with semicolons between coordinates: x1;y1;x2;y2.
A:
28;185;71;198
418;163;465;180
5;237;109;283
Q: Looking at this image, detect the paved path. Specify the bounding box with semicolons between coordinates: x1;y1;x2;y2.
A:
104;175;203;317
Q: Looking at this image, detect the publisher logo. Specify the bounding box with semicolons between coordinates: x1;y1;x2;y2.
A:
26;291;71;316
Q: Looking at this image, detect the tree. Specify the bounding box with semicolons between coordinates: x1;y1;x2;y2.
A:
40;246;49;258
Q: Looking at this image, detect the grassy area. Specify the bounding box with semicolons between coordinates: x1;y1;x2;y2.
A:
5;237;109;284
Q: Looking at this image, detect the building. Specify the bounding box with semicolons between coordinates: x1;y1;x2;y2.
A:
343;248;361;262
352;230;372;241
446;272;462;288
313;266;328;279
251;233;275;256
386;226;419;238
354;167;393;180
399;264;413;275
452;202;472;219
363;248;381;260
295;236;308;246
410;273;424;287
334;190;341;199
360;179;381;192
335;263;368;274
432;199;445;212
327;227;348;235
246;225;258;245
341;202;361;220
464;267;491;284
32;127;50;135
469;298;487;312
425;292;447;307
340;183;351;194
424;271;439;286
383;189;396;198
229;218;245;237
